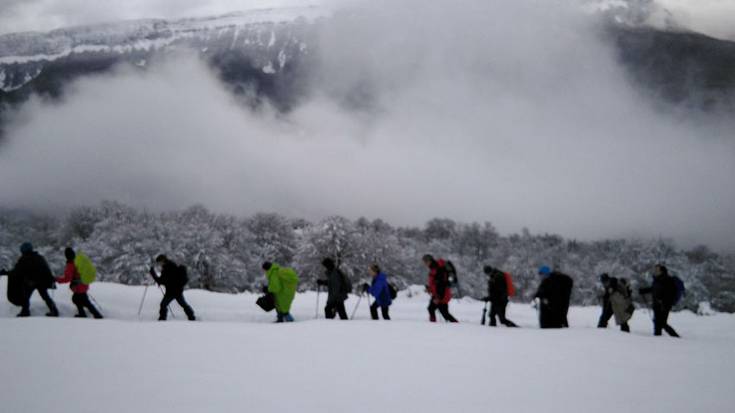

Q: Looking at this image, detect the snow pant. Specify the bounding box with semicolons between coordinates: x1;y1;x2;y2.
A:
72;293;103;319
325;300;348;320
428;301;458;323
539;305;564;328
159;291;196;321
20;286;58;316
370;302;390;320
276;312;294;323
597;301;629;332
489;300;517;327
653;305;679;337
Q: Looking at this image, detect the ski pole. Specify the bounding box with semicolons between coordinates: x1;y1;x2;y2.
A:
481;300;488;325
137;285;149;319
350;292;364;320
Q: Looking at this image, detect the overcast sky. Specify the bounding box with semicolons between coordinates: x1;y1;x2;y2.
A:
0;0;734;250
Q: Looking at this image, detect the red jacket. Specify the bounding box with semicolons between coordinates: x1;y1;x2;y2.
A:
428;259;452;304
56;262;89;294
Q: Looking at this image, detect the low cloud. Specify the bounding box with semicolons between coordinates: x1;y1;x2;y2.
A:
0;0;734;250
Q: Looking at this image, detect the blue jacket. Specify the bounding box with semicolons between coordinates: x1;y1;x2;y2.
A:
369;273;392;307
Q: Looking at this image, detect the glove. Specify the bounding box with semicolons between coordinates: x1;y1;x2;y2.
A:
316;279;328;286
361;283;370;293
261;285;269;294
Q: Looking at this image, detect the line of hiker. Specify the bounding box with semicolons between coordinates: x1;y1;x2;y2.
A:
1;243;683;336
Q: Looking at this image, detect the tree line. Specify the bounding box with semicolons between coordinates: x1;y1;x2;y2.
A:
1;201;733;312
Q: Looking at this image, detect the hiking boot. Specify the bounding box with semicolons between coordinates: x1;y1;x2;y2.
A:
46;311;59;317
74;313;88;318
16;311;30;318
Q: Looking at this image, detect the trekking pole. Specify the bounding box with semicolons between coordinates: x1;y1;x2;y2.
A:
89;294;104;314
481;300;488;325
350;292;364;320
315;285;320;319
137;285;149;319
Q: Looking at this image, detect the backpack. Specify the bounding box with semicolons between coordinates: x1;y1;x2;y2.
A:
672;276;686;305
504;272;516;298
176;264;189;287
340;270;353;295
74;252;97;285
388;283;398;300
617;278;632;299
445;260;458;285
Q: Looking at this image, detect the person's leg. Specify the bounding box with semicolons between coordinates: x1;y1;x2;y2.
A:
598;302;613;328
381;306;390;320
653;306;664;336
488;302;498;327
336;301;348;320
37;288;58;316
659;308;680;337
370;302;379;320
80;293;103;319
324;302;336;319
498;301;517;327
18;287;34;317
174;293;196;321
427;301;438;322
72;293;87;317
438;304;458;323
276;312;285;323
159;294;175;321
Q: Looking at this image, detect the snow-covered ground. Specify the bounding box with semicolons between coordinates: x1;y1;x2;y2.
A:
2;282;734;412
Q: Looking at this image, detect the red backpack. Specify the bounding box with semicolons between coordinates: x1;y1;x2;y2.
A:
504;272;516;297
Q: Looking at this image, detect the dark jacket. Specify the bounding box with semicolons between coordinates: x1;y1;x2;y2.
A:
488;271;509;303
324;268;351;304
535;271;573;310
369;272;392;307
12;251;55;289
640;275;677;309
152;261;187;293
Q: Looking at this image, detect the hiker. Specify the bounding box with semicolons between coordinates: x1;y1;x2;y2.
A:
422;255;458;323
534;266;573;328
639;264;680;337
362;263;392;320
149;255;196;321
1;243;59;317
316;257;351;320
55;247;103;319
482;266;517;327
262;262;299;323
597;273;632;333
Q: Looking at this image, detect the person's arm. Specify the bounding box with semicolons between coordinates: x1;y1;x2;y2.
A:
149;267;161;285
56;264;74;284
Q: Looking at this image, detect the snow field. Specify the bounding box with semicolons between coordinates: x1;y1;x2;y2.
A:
1;282;734;413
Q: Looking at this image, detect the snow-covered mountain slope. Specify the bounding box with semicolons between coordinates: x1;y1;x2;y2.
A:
0;7;325;93
1;282;734;413
0;3;733;113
